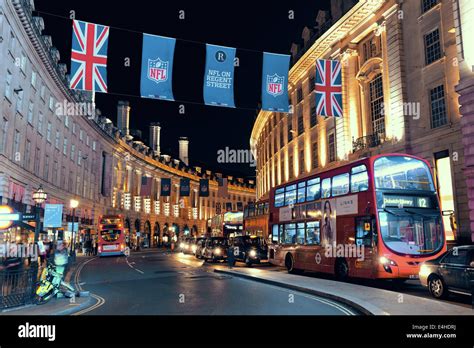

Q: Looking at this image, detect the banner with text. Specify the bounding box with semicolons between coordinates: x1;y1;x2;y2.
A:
160;178;171;197
141;34;176;101
203;44;236;107
261;52;290;112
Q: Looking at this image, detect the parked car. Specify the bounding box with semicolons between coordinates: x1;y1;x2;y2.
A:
419;245;474;299
179;237;195;254
230;235;268;266
202;237;228;262
194;238;207;259
190;237;205;255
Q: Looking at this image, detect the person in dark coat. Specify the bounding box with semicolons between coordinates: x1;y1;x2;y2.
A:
227;244;235;269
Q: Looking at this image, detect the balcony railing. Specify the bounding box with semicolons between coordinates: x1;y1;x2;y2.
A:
352;133;384;153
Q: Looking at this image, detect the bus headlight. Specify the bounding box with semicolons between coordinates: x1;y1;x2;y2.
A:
379;256;397;266
249;250;257;258
214;248;221;255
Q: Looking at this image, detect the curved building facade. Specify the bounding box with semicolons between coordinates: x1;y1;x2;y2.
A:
251;0;470;243
0;0;255;246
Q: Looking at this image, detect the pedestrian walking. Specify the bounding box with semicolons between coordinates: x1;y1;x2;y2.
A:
92;239;97;256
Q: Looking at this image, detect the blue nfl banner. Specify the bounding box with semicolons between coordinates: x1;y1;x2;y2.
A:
160;178;171;197
199;179;209;197
140;34;176;101
203;44;236;107
261;52;290;112
180;178;190;196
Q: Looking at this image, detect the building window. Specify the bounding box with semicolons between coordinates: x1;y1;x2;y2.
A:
287;115;293;142
31;71;37;88
64;115;69;128
312;142;318;169
78;150;82;165
53;161;59;186
8;31;16;56
308;75;315;94
72;122;76;134
61;166;66;189
71;144;75;161
297;88;303;103
27;101;34;124
44;155;50;181
68;171;73;192
297;108;304;135
280;126;284;149
5;70;12;101
34;147;40;174
40;84;45;101
37;112;44;135
328;133;336;163
424;28;442;65
46;122;52;142
289;155;294;179
310;105;317;128
12;130;20;157
20;53;27;73
16;90;24;114
299;149;304;175
0;117;8;154
49;96;55;111
25;140;31;170
63;137;68;155
430;85;447;128
80;129;84;141
422;0;438;13
55;130;60;149
362;35;382;63
369;74;385;137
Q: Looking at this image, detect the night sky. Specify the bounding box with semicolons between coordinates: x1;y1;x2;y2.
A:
33;0;331;178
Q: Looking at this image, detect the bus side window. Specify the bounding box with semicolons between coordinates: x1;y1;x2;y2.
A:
355;217;372;247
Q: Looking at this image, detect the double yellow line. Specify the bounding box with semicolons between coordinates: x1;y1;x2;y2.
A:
71;258;106;316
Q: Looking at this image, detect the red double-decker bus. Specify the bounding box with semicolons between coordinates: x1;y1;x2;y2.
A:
243;200;269;238
268;154;447;281
98;215;127;256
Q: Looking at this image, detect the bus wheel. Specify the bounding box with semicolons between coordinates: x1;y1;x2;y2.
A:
285;254;301;274
335;258;349;281
428;275;448;299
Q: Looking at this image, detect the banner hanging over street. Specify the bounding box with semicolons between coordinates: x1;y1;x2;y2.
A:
261;52;290;112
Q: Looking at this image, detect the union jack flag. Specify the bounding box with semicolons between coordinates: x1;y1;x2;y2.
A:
70;20;109;93
315;59;343;117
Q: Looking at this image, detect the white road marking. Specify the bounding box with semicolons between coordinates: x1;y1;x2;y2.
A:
72;257;106;316
125;256;145;274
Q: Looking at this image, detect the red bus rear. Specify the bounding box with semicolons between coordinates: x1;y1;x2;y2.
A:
268;154;447;280
98;215;127;256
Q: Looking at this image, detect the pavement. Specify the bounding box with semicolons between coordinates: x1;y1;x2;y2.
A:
213;267;474;315
0;255;93;316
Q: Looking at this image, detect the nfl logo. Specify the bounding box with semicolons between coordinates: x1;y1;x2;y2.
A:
266;74;284;97
148;58;168;83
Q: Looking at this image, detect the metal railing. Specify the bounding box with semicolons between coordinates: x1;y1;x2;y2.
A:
0;264;39;309
352;133;384;153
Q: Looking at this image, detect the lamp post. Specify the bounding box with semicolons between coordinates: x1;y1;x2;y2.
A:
32;185;47;243
69;199;79;262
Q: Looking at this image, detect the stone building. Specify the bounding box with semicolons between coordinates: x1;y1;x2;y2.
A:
0;0;255;246
251;0;471;243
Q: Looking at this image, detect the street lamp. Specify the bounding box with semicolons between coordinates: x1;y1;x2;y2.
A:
32;185;47;243
69;199;79;261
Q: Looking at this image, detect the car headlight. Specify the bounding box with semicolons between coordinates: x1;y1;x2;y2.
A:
214;248;221;255
249;250;257;258
180;243;185;248
419;263;430;278
379;256;397;266
191;245;197;252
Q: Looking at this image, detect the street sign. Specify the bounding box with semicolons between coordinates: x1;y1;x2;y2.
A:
21;214;36;220
0;213;21;221
44;204;63;228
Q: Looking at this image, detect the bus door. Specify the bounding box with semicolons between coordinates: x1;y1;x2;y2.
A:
354;216;377;277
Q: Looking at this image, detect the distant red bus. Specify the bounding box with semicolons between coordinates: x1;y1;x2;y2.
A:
243;201;269;238
98;215;127;256
268;154;447;280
